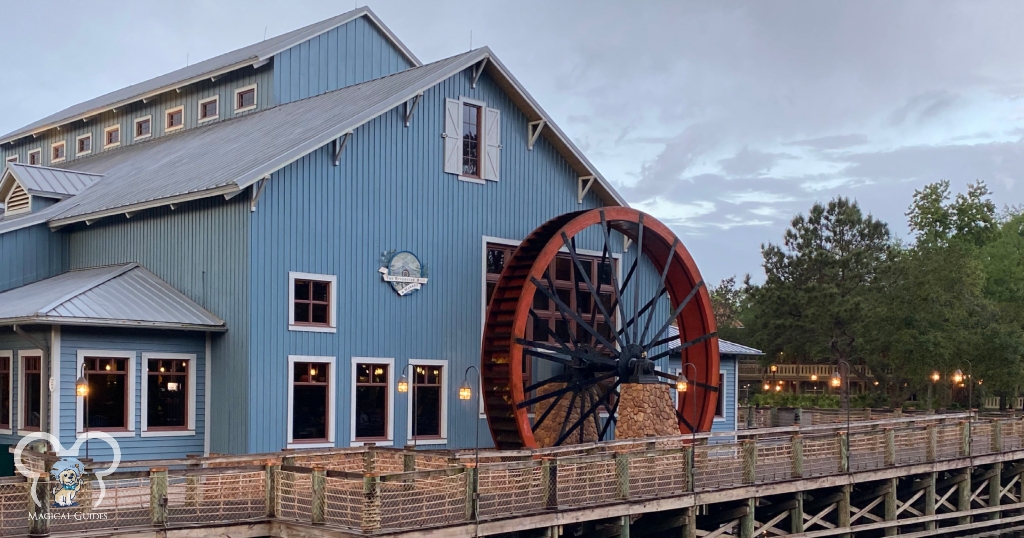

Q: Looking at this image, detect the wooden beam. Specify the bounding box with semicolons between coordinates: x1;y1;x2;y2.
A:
333;132;351;166
250;179;268;212
528;120;545;150
471;58;489;89
578;175;596;204
404;94;422;127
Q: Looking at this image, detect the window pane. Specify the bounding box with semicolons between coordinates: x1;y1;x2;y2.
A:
555;320;571;342
413;385;441;437
556;288;571;308
486;282;496;303
355;386;386;439
310;363;327;384
202;100;217;118
555;257;571;281
294;303;310;323
293;385;327;440
295;280;310;300
598;262;613;286
532;291;549;311
532;317;549;341
238;89;255;108
86;373;126;429
312;281;329;302
576;290;593;314
716;373;725;417
24;373;41;428
486;248;505;274
0;371;8;428
356;364;371;384
371;364;388;384
574;260;593;284
138;120;150;136
148;373;187;428
311;303;329;324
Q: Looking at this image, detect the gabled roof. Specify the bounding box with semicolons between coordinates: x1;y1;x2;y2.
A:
0;263;225;331
666;325;763;356
41;47;625;228
0;7;419;146
0;163;101;200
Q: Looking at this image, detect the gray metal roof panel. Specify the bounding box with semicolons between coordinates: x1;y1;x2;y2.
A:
0;263;225;330
666;325;763;355
0;7;420;145
0;201;68;235
5;163;101;197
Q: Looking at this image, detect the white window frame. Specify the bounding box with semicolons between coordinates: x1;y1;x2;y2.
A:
197;95;219;123
234;84;258;113
76;350;137;438
134;116;152;140
288;271;338;333
287;355;337;449
0;350;12;435
27;148;41;166
164;106;185;132
50;141;66;164
350;357;394;447
103;125;121;149
714;369;727;421
457;97;488;185
17;349;45;432
405;359;449;445
140;352;197;437
75;133;93;157
5;155;18;164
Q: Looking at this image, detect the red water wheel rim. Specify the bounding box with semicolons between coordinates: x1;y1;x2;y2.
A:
481;207;719;449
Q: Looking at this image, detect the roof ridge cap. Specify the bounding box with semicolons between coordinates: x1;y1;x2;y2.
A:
36;263;139;315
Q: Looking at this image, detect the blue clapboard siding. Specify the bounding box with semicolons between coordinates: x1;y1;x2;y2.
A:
0;65;274;168
57;328;206;461
273;15;413;105
65;196;250;455
0;327;52;447
0;223;67;293
247;65;658;452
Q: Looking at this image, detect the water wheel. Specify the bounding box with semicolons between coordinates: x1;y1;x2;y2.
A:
481;207;719;449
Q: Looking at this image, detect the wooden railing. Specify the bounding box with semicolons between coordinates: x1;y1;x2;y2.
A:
5;412;1023;537
739;363;873;379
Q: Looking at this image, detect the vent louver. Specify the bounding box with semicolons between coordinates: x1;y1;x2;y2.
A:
5;183;30;214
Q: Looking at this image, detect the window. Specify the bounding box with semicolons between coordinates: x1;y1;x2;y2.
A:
715;372;726;419
27;149;41;166
443;98;500;182
288;356;336;448
76;134;92;156
141;353;196;436
288;272;337;333
50;141;66;163
165;106;184;131
462;103;481;178
0;352;11;433
20;354;42;432
5;155;17;165
104;125;121;148
76;351;137;436
135;116;152;139
198;96;219;122
351;358;393;445
408;360;447;443
235;84;257;112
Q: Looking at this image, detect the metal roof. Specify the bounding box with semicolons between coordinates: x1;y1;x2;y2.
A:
0;201;66;234
666;325;763;355
2;163;101;198
0;7;420;146
40;47;625;227
0;263;226;331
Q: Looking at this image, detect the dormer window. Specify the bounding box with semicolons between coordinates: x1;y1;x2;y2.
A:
135;116;152;140
76;134;92;156
198;96;219;122
235;84;257;113
104;125;121;148
5;155;17;165
51;141;66;164
27;149;41;166
165;106;184;132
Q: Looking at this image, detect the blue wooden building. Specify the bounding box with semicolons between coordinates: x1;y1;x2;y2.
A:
0;7;733;464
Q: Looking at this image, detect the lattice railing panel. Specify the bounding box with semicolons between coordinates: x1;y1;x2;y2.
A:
50;476;151;532
694;447;743;491
849;432;885;472
935;425;963;460
556;459;618;508
324;476;363;529
275;471;313;522
167;471;266;524
756;441;794;483
629;452;686;499
1003;420;1024;450
894;429;927;465
802;434;841;477
292;452;366;472
378;472;468;530
972;423;993;456
0;481;27;537
478;464;545;520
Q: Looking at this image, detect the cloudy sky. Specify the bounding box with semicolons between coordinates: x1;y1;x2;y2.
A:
1;1;1021;283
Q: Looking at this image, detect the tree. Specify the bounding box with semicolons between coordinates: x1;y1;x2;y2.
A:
708;276;752;345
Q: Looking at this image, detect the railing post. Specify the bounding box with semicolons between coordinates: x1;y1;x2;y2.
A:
27;472;50;537
958;467;971;526
465;465;478;520
960;421;971;457
924;471;937;531
362;472;382;532
838;432;849;473
770;407;779;428
791;435;803;478
150;467;168;527
185;474;200;509
541;458;558;509
884;428;896;466
794;407;803;426
884;477;897;536
683;446;695;492
838;484;852;538
311;467;326;525
615;453;630;500
265;464;279;518
790;492;804;533
742;440;757;484
746;406;754;429
989;463;1002;521
993;420;1003;453
404;444;417;472
926;425;937;462
739;497;755;538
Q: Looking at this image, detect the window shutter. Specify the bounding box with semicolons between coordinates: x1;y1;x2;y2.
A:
443;98;462;175
483;108;501;181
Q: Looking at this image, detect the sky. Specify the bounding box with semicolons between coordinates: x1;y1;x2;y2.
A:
1;1;1021;284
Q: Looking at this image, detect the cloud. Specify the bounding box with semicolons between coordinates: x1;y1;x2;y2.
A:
718;147;797;177
888;91;961;126
784;134;869;150
719;191;797;204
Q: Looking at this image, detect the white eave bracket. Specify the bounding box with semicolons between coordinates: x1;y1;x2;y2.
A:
333;132;352;166
404;94;422;127
252;59;270;69
528;120;546;151
250;178;268;212
577;175;596;204
471;58;489;89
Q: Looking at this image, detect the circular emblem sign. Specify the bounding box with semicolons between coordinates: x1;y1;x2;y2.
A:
378;250;428;296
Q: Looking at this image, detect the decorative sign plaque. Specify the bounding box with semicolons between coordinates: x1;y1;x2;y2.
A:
379;250;428;296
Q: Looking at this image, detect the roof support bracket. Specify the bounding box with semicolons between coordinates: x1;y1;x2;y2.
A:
252;59;270;69
85;218;98;226
333;132;352;166
404;94;422;127
224;189;245;201
528;120;545;151
250;178;268;212
577;175;596;204
124;211;138;219
471;58;489;89
169;203;179;210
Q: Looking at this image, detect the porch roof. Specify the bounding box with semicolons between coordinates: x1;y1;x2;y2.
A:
666;325;763;356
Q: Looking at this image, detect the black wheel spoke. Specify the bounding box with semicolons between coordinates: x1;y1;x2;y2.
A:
676;409;695;433
556;381;619;446
519;344;575;365
632;214;645;343
647;331;717;357
599;389;620;441
516;372;617;409
639;237;679;345
558;390;579;441
529;308;577;357
589;386;604;441
598;211;628;349
531;390;567;433
531;277;617;352
655;369;720;392
524;372;573;394
646;331;717;363
561;232;623;350
645;280;705;353
543;271;582;350
616;288;667;340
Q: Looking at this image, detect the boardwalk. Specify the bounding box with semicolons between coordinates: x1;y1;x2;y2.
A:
3;411;1024;537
